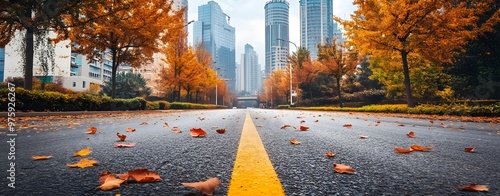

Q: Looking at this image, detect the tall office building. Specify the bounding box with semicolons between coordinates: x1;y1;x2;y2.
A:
265;0;289;76
300;0;334;59
237;44;261;95
193;1;236;91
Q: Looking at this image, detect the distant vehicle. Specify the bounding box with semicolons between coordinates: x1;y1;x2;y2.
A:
232;107;237;109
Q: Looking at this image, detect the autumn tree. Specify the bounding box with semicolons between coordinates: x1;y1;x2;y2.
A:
63;0;184;98
338;0;500;107
194;44;217;103
317;39;359;107
261;70;289;107
101;72;151;98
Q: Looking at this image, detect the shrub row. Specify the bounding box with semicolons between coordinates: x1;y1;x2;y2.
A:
299;90;386;106
169;102;227;109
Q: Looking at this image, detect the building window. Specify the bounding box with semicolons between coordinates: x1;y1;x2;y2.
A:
83;81;86;88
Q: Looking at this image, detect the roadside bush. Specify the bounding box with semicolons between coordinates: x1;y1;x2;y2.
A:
157;101;170;109
146;101;160;110
278;105;291;109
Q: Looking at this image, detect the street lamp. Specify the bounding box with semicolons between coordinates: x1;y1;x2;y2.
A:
277;38;298;105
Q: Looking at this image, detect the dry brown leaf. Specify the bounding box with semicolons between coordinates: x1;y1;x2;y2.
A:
440;122;448;128
190;128;207;137
125;128;136;132
73;147;91;157
315;120;319;122
164;122;169;127
333;163;356;174
457;184;489;192
182;177;221;196
290;139;301;145
464;147;476;153
299;125;309;131
67;158;98;168
325;152;336;157
86;127;97;134
281;124;292;129
398;123;405;127
394;147;413;154
99;171;114;184
116;133;126;141
410;145;433;151
140;122;148;125
216;128;226;134
300;120;306;123
128;168;161;183
343;124;352;128
114;142;137;148
32;155;53;160
429;120;434;124
359;135;368;139
407;131;415;138
171;128;182;133
97;171;126;191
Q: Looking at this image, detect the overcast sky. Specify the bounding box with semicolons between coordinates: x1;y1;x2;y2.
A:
187;0;356;68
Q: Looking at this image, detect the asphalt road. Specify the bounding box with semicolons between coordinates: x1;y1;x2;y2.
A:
1;109;499;195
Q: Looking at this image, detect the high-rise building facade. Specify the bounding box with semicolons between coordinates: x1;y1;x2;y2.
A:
193;1;236;91
300;0;334;59
265;0;289;76
237;44;261;95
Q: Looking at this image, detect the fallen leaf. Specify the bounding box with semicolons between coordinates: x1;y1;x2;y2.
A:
67;158;98;168
359;135;368;139
300;120;306;123
290;139;301;145
73;147;91;157
125;128;136;132
343;124;353;128
190;128;207;137
407;131;415;138
325;152;336;157
398;124;405;127
97;171;126;191
410;145;433;151
299;125;309;131
333;163;356;174
128;168;161;183
140;122;148;125
171;128;182;133
429;120;434;124
464;147;476;153
116;133;126;141
394;147;413;154
457;184;489;192
182;178;221;196
281;124;292;129
164;122;169;127
32;155;53;160
114;142;137;148
216;128;226;134
315;120;319;122
86;127;97;134
99;171;114;184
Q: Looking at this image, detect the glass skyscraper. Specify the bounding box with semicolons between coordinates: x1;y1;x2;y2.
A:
193;1;236;91
238;44;261;95
300;0;334;59
265;0;290;76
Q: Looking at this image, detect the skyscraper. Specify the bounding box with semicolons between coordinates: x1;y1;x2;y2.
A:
193;1;236;91
300;0;334;59
238;44;261;95
265;0;289;76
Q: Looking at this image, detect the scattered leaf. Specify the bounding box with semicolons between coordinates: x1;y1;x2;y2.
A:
281;124;292;129
290;139;301;145
67;158;98;168
333;163;356;174
73;147;91;157
325;152;336;157
182;177;221;196
343;124;352;128
32;155;53;160
398;123;405;127
190;128;207;137
407;131;415;138
440;122;448;128
116;133;126;141
464;147;476;153
394;147;413;154
114;142;137;148
140;122;148;125
125;128;136;132
315;120;319;122
128;168;161;183
457;184;489;192
429;120;434;124
216;128;226;134
164;123;169;127
171;128;182;133
97;171;126;191
300;120;306;123
86;127;97;134
410;145;433;151
299;125;309;131
359;135;368;139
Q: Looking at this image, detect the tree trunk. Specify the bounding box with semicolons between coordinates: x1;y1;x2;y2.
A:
24;6;34;90
401;50;415;107
336;77;343;108
176;86;181;102
111;49;118;98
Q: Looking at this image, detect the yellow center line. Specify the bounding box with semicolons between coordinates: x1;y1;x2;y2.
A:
228;112;284;196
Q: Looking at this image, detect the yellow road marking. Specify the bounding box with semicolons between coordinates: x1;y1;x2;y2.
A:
228;112;284;195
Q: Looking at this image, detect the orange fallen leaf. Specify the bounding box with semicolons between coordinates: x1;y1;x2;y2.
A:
171;128;182;133
86;127;97;134
190;128;207;137
281;124;292;129
410;145;433;151
325;152;336;157
182;177;221;196
315;120;319;122
300;120;306;123
440;122;447;128
164;122;169;127
457;184;489;192
140;122;148;125
125;128;136;132
116;132;126;141
359;135;368;139
343;124;353;128
333;163;356;174
67;158;98;168
299;125;309;131
464;147;476;153
290;139;301;145
398;123;405;127
394;147;413;154
32;155;53;160
407;131;415;138
429;120;434;124
97;171;126;191
114;142;137;148
216;128;226;134
73;147;91;157
99;171;114;184
127;168;161;183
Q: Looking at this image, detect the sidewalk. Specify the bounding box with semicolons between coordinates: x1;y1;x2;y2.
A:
0;110;176;117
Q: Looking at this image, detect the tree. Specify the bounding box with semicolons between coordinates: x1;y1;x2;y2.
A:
101;72;150;98
64;0;184;98
338;0;499;107
194;44;217;103
260;70;289;107
317;39;359;107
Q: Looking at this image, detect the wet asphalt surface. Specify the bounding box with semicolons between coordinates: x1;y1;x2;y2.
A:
1;109;499;196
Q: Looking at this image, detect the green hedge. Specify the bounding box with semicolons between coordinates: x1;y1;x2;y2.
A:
170;102;226;109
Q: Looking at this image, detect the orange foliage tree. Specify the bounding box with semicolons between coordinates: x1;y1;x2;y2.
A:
337;0;500;107
261;70;290;107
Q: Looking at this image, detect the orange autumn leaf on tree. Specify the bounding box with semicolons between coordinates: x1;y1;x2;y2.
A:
290;139;301;145
190;128;207;137
32;155;53;160
182;177;221;196
73;147;91;157
407;131;415;138
125;128;136;132
333;163;356;174
464;147;476;153
410;145;433;151
114;142;137;148
216;128;226;134
116;133;126;141
67;158;98;168
86;127;97;134
394;147;413;154
325;152;336;157
127;168;161;183
299;125;309;131
98;171;126;191
457;184;489;192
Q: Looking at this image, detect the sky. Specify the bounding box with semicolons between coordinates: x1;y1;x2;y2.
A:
187;0;357;68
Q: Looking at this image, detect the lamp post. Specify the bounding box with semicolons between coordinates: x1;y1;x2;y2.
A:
277;38;298;105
